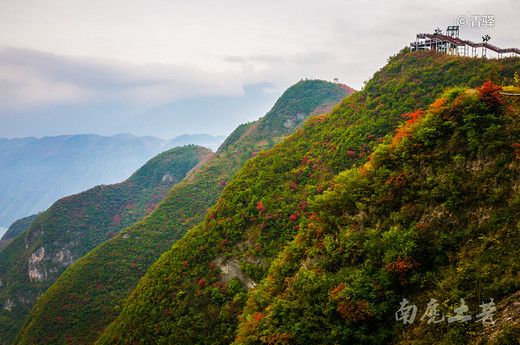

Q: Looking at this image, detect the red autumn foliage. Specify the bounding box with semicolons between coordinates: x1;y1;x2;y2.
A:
385;255;418;285
477;80;503;107
328;283;374;322
403;110;425;126
198;278;206;288
511;143;520;159
289;212;300;222
251;312;264;322
256;201;266;213
385;172;407;188
394;110;426;142
346;150;357;158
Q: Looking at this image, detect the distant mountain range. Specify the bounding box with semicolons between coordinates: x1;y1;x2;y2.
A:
0;133;224;228
118;83;281;139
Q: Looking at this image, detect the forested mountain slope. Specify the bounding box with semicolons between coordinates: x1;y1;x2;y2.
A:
0;145;212;344
14;80;352;345
95;51;520;344
234;83;520;344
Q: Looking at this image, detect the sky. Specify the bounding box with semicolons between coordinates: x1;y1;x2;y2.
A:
1;0;519;139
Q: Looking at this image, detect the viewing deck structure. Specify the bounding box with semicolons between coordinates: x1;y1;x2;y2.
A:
411;26;520;58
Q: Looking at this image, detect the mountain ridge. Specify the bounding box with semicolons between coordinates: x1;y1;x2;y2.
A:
93;50;520;344
0;133;225;228
14;80;353;344
0;215;40;251
0;145;212;344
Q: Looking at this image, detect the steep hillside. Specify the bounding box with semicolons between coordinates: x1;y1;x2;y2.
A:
0;145;211;345
95;51;520;344
14;80;352;345
234;83;520;344
0;215;39;251
0;133;223;229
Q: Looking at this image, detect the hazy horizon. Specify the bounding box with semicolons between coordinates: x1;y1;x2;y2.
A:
0;131;228;142
1;0;518;139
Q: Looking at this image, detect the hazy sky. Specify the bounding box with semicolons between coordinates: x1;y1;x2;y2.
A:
1;0;519;138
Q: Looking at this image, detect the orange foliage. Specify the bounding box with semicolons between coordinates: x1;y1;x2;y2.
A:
263;332;294;345
385;172;407;188
329;282;345;298
337;299;375;322
404;110;425;126
256;201;267;213
428;97;448;113
328;282;374;322
391;109;427;149
251;312;264;322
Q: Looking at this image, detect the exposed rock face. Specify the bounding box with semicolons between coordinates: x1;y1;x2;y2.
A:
213;256;257;290
27;247;47;282
53;248;74;267
26;245;77;283
283;119;295;128
162;172;175;182
283;113;306;129
25;226;43;250
471;290;520;344
3;298;14;311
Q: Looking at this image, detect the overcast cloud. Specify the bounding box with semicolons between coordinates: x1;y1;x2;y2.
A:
0;0;518;138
